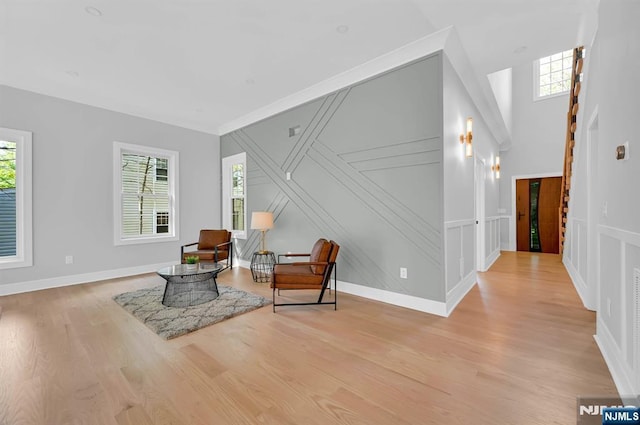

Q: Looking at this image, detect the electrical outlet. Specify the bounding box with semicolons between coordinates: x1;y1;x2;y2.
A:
286;172;291;181
65;255;73;265
400;267;408;279
607;298;612;317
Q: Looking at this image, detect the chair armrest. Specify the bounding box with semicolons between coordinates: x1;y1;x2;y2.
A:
284;261;329;267
215;241;232;249
181;242;198;260
277;253;310;263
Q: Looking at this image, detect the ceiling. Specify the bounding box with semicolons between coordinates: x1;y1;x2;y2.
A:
0;0;598;135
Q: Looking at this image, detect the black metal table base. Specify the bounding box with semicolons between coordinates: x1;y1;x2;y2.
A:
250;251;276;283
161;271;219;307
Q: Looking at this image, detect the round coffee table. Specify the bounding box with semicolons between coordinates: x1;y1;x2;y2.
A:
156;263;224;307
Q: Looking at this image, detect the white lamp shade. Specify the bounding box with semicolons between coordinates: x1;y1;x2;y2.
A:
251;211;274;230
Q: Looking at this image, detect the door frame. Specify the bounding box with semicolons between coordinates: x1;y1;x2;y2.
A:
510;171;562;252
475;155;486;271
586;106;599;311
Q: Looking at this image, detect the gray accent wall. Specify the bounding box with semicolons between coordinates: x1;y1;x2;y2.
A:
0;85;220;287
221;54;445;302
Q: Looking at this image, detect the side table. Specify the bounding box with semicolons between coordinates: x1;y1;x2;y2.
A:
250;251;276;283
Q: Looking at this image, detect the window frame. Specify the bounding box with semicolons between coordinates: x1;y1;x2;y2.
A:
533;49;574;102
0;127;33;270
113;142;179;246
222;152;247;239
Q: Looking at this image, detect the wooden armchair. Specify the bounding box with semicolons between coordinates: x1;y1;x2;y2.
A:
270;238;339;312
181;230;233;271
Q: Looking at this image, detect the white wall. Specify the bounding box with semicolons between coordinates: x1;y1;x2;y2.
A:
564;33;600;311
0;85;220;293
565;0;640;399
442;53;501;311
498;58;568;249
594;0;640;399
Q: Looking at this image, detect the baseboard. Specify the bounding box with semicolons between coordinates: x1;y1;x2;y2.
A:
484;249;500;271
563;255;594;311
594;317;637;400
0;261;176;296
236;258;251;269
446;271;476;315
338;280;448;317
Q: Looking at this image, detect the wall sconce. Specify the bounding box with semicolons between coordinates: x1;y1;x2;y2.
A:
491;155;501;179
459;117;473;158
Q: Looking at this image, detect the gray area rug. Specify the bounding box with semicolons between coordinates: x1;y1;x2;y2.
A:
113;285;271;339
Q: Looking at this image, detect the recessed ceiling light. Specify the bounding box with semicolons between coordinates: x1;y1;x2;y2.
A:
513;45;527;54
336;25;349;34
66;70;79;77
85;6;102;17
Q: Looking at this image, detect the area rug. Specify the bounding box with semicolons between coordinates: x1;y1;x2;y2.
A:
113;285;271;340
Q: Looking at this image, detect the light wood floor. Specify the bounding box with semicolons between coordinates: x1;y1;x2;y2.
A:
0;252;617;425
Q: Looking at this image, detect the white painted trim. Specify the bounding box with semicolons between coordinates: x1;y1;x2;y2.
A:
237;260;449;318
475;156;486;272
498;215;513;251
112;142;180;246
218;28;451;135
485;248;500;271
484;216;501;270
595;317;637;400
237;258;251;269
585;106;599;311
446;271;476;315
510;172;562;251
338;280;448;317
221;152;247;240
444;218;475;228
0;127;33;270
599;225;640;247
0;261;176;296
563;251;593;310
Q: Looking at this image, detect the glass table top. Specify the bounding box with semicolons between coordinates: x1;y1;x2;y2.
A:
157;263;224;277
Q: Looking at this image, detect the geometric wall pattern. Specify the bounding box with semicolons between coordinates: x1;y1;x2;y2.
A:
221;53;446;301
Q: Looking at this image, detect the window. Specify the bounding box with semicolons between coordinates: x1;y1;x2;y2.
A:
534;49;574;100
222;152;247;239
113;142;179;245
156;158;168;182
0;127;33;269
156;211;169;234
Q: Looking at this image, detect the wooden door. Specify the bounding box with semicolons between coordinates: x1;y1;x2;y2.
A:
538;177;561;253
516;179;530;252
516;177;561;253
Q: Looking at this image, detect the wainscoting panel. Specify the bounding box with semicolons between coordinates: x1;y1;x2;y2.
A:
499;215;512;251
564;217;590;308
595;225;640;399
485;216;501;270
444;219;476;313
221;54;446;302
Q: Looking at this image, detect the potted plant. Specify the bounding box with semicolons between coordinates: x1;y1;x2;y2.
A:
185;255;199;269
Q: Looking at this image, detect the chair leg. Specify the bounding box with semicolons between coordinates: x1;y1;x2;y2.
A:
334;265;337;310
272;288;276;313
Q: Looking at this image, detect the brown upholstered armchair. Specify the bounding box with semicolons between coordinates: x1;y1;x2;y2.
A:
181;230;233;271
270;238;339;312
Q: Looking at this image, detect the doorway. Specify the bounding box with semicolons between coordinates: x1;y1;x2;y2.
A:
516;176;561;253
